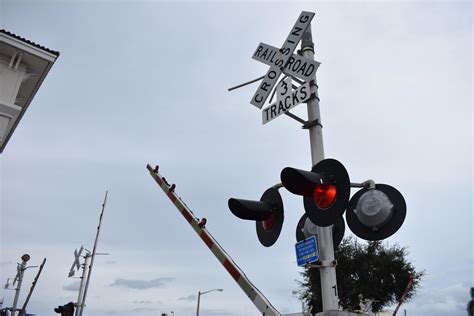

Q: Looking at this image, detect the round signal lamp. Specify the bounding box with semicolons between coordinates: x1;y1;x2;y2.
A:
262;213;275;232
314;184;337;209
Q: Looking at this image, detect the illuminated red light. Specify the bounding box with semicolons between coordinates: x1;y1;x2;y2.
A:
314;184;337;209
262;213;275;231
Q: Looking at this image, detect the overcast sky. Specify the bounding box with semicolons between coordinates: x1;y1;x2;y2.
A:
0;1;472;316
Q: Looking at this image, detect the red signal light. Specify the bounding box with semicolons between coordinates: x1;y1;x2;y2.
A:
314;184;337;209
262;213;275;231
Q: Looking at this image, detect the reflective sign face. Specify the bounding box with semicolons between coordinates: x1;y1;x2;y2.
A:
250;11;315;108
262;81;312;124
295;235;319;266
252;42;320;82
276;77;292;101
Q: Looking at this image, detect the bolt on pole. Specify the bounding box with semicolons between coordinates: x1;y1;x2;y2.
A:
301;25;339;311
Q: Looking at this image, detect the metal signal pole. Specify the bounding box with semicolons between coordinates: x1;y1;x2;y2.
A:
10;261;27;316
75;251;91;316
301;25;339;311
19;258;46;316
79;191;108;316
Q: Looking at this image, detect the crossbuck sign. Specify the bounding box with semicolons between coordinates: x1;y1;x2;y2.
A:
250;11;315;109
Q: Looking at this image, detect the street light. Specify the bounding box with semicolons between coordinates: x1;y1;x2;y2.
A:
196;288;223;316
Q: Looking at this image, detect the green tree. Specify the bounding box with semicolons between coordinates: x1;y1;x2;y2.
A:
299;236;424;313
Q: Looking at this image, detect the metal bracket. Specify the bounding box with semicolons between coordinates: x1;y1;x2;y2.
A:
168;183;176;192
306;259;337;269
302;118;323;129
285;111;307;125
350;180;376;190
271;183;284;190
301;44;315;54
227;75;265;92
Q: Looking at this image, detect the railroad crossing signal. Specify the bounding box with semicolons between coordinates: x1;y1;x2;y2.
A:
228;187;284;247
281;158;406;241
68;246;83;277
252;42;320;82
54;302;75;316
281;158;351;227
250;11;315;108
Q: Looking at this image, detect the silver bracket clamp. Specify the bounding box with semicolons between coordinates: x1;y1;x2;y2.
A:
306;259;337;269
302;118;323;129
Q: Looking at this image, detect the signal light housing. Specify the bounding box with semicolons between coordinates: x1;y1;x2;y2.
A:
54;302;75;316
296;213;345;249
228;187;284;247
281;158;351;227
346;184;406;241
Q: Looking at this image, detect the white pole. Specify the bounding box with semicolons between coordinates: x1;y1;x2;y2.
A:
11;256;29;316
301;25;339;311
75;252;90;316
79;191;108;316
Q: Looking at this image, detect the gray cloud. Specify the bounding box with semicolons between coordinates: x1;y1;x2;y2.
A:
133;300;152;305
131;307;156;313
178;294;196;301
201;308;236;316
110;277;174;290
63;281;80;292
408;281;470;315
105;260;117;265
0;261;13;266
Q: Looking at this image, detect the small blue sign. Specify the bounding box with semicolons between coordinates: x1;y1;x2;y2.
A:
295;235;319;266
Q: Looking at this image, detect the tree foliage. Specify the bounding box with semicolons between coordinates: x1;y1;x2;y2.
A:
299;237;424;313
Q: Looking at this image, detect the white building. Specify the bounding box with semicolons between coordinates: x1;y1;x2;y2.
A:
0;29;59;153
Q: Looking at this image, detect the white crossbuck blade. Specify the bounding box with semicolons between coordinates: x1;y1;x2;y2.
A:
250;11;315;108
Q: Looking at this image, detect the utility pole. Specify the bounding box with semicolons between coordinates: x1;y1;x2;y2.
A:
79;191;108;316
19;258;46;316
75;250;91;316
301;26;339;311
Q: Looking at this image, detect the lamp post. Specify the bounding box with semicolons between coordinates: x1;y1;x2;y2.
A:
10;254;39;316
196;288;223;316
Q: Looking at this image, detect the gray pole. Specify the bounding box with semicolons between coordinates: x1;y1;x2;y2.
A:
11;255;29;316
196;291;201;316
75;252;90;316
79;191;108;316
301;25;339;311
19;258;46;316
195;289;222;316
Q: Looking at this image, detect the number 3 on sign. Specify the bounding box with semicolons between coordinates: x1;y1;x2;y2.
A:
277;77;292;102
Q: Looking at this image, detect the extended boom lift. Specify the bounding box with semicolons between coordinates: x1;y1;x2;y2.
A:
146;164;281;316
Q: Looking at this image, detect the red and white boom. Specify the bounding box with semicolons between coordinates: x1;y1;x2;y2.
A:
147;164;281;316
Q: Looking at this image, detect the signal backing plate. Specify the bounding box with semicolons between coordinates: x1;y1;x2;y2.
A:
303;158;351;227
346;184;406;241
256;188;284;247
296;213;345;249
